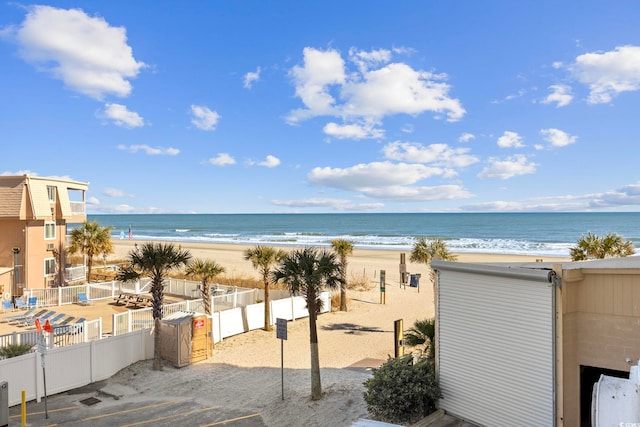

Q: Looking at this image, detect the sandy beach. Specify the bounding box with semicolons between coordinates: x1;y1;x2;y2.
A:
99;241;569;426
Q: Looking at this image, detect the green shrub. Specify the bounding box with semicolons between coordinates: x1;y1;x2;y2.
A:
363;355;441;424
0;343;34;359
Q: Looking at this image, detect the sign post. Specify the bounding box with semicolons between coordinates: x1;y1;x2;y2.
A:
276;318;287;400
35;320;49;419
379;270;386;304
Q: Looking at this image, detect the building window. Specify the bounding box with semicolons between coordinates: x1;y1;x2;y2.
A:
47;186;56;202
45;222;56;240
45;258;56;276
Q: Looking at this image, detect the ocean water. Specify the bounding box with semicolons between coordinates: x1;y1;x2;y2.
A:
87;212;640;257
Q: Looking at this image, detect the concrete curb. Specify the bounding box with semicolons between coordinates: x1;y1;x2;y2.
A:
411;409;445;427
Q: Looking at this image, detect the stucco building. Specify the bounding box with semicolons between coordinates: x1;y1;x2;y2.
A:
0;175;88;300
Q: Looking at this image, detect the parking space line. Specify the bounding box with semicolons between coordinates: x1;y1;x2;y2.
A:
201;413;262;426
121;406;217;426
81;398;187;421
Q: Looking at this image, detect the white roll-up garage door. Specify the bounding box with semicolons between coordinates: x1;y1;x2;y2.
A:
434;263;554;426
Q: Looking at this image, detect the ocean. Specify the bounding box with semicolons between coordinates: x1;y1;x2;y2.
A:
88;212;640;258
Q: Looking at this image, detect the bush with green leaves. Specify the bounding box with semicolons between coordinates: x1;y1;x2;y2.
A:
0;343;34;359
363;355;441;424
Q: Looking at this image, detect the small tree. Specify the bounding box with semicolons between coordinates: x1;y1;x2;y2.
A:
570;232;636;260
67;220;113;283
331;239;353;311
244;246;286;331
410;237;457;283
405;318;435;360
185;258;225;315
363;355;441;424
272;247;342;400
0;343;34;359
116;242;192;371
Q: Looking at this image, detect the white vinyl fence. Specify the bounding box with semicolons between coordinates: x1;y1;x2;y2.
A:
1;329;153;406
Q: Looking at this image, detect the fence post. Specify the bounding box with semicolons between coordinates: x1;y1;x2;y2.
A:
233;288;238;308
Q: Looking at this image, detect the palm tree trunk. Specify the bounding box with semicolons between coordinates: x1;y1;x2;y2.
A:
153;317;162;370
263;273;272;331
340;285;347;311
308;298;321;400
202;281;211;315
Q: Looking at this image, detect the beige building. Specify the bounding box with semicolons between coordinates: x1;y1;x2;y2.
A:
0;175;88;300
432;257;640;426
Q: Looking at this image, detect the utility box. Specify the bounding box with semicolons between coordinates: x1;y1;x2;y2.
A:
0;381;7;427
410;274;420;288
160;312;213;368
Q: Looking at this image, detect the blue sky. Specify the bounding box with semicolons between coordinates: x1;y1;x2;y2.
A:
1;1;640;214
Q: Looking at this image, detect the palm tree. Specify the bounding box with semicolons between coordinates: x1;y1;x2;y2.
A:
244;246;287;331
570;232;636;260
272;247;343;400
67;220;113;283
116;242;192;371
331;239;353;312
404;318;436;360
185;258;225;315
410;237;457;264
410;237;457;284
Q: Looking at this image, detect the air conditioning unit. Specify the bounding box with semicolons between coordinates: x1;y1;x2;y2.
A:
47;243;55;251
47;280;55;287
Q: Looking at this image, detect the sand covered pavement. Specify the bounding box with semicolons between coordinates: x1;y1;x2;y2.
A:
104;281;433;427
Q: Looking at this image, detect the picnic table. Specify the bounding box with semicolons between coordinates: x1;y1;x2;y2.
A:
113;293;175;309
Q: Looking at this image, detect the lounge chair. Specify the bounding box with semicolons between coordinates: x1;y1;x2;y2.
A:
27;296;38;308
1;300;13;312
54;316;75;327
77;292;92;306
45;313;66;326
56;317;86;335
22;310;56;327
4;308;42;324
15;299;27;310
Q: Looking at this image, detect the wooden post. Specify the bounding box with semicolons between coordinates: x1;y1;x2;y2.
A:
394;319;404;358
379;270;386;304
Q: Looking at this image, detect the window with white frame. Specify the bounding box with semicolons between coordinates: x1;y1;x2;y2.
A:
44;222;56;239
47;186;56;202
44;258;56;276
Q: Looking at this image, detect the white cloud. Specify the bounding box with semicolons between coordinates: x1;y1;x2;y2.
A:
287;47;346;123
359;184;472;201
539;128;577;147
191;105;220;131
307;161;472;202
117;144;179;156
271;197;384;211
541;84;573;107
243;66;261;89
323;122;384;140
7;5;145;100
208;153;236;166
478;154;537;179
287;47;465;125
458;132;475;143
341;62;465;122
102;187;128;197
348;47;392;72
309;161;445;190
103;103;144;128
497;131;524;148
570;45;640;104
382;141;479;168
247;155;280;168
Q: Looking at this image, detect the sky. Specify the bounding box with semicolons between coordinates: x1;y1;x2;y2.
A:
1;1;640;214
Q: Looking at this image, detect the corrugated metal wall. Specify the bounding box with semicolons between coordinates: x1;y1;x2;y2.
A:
437;269;554;426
